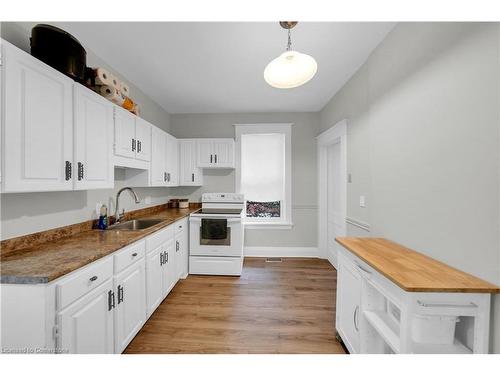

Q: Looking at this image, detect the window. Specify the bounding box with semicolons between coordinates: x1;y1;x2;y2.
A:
235;124;292;229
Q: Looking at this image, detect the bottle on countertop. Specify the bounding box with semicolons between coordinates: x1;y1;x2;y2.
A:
97;204;108;230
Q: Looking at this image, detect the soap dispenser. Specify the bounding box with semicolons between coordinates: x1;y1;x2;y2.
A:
97;204;108;230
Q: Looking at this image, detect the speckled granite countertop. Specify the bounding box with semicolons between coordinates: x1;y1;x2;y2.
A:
0;207;199;284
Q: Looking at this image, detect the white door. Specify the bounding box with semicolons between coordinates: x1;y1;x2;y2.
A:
162;239;176;298
114;260;146;353
197;139;214;167
114;106;136;159
2;41;73;192
175;228;189;279
135;117;151;162
213;139;234;168
336;259;361;353
57;279;114;354
73;84;114;190
165;134;178;186
179;139;203;186
327;141;343;266
150;126;167;186
145;245;164;317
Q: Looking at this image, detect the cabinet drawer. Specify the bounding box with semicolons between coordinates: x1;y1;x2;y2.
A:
114;240;146;274
146;225;174;252
174;218;188;235
57;256;113;310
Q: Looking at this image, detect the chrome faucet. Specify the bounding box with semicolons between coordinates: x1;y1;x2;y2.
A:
115;187;140;223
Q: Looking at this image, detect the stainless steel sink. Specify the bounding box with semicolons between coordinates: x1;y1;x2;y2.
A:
108;219;163;231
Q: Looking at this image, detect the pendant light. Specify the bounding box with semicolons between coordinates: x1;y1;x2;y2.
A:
264;21;318;89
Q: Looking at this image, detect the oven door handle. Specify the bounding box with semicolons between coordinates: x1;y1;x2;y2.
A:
189;217;241;223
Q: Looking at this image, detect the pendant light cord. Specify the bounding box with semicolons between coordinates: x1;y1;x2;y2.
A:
287;29;292;51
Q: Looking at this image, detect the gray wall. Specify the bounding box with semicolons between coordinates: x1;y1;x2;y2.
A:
0;22;172;239
169;113;319;248
319;22;500;353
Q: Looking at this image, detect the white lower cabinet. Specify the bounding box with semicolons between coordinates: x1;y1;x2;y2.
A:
113;260;146;353
0;219;189;354
57;279;115;354
336;245;492;354
336;259;361;354
174;219;189;279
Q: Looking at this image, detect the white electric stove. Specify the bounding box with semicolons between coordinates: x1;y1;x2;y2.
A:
189;193;244;276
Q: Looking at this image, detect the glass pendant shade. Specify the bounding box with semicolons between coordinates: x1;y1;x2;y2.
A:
264;50;318;89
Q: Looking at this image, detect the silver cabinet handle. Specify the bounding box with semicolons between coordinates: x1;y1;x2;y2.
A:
164;251;168;263
160;252;164;266
176;241;179;252
356;264;372;275
192;173;195;182
89;275;98;282
78;162;84;181
108;290;115;311
65;161;72;180
132;138;136;152
214;154;217;163
117;285;124;304
164;172;167;182
417;300;478;308
210;154;213;163
353;305;359;332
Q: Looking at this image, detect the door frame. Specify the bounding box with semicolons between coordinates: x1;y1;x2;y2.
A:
317;119;347;268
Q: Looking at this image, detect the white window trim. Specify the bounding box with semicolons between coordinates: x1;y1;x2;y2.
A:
234;123;293;230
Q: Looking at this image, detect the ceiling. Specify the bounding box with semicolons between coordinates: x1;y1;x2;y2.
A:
54;22;395;114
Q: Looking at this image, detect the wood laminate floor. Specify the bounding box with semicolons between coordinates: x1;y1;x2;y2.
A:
124;257;346;354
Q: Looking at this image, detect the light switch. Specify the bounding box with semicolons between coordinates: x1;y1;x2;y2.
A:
359;196;366;208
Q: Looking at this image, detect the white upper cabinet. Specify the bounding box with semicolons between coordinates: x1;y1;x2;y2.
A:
113;106;152;169
114;106;136;160
150;126;167;186
73;84;114;190
179;139;203;186
135;117;152;162
196;138;235;168
165;133;179;186
2;40;73;192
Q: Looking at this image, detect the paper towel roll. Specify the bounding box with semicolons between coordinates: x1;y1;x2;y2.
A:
120;82;130;97
94;67;113;86
100;85;124;105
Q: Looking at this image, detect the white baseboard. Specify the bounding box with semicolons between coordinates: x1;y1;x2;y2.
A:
324;247;338;269
244;246;319;258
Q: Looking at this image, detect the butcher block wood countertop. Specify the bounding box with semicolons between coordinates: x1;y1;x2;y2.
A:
336;237;500;293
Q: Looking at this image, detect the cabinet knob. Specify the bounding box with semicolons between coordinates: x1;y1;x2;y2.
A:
89;276;98;282
132;252;138;257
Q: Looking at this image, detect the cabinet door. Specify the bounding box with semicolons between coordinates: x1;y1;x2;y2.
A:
145;245;164;317
197;139;214;168
179;139;203;186
73;84;114;190
150;126;167;186
175;228;189;279
165;134;179;186
213;139;235;168
57;279;114;354
135;117;152;162
162;239;176;298
114;106;136;159
114;260;146;353
336;258;361;353
2;41;73;192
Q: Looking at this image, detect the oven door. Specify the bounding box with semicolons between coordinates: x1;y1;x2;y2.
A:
189;216;243;257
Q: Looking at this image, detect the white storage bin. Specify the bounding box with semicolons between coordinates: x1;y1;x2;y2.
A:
411;314;460;344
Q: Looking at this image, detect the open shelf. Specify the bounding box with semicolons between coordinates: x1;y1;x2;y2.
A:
364;310;401;353
410;339;472;354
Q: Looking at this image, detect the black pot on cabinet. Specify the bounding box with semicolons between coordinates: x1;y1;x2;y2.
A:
30;24;87;82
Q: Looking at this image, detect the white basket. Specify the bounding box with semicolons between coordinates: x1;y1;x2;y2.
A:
411;314;460;344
